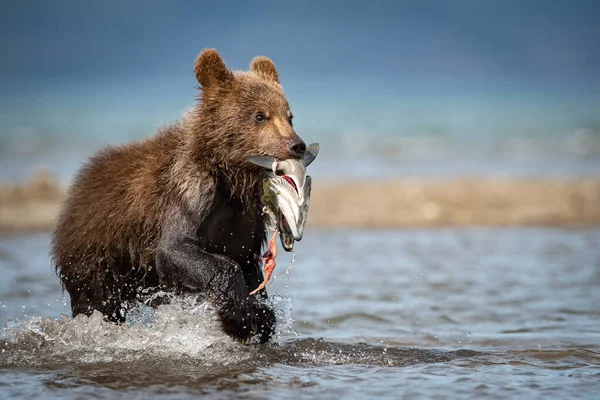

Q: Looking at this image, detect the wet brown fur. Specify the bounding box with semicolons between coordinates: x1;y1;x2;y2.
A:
50;48;303;333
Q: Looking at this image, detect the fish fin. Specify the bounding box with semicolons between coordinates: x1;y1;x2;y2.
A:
303;143;320;167
248;155;277;169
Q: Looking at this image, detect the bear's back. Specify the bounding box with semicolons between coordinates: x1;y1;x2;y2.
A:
51;127;182;278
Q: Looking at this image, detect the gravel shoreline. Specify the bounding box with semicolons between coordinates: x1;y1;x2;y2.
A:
1;172;599;234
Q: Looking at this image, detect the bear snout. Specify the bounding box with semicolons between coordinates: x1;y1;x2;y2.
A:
288;137;306;158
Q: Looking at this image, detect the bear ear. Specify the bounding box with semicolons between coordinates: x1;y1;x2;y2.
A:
194;48;234;88
250;56;280;84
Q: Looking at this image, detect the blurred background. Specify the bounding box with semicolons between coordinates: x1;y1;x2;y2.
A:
1;0;599;184
1;5;600;396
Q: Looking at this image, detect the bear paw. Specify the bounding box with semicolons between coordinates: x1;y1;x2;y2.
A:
218;298;276;344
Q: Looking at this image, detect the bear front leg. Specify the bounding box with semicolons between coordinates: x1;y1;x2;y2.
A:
156;212;276;343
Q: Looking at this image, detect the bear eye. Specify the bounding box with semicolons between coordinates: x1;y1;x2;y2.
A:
255;112;266;122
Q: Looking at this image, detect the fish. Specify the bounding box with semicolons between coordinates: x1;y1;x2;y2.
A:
247;143;319;295
249;142;319;252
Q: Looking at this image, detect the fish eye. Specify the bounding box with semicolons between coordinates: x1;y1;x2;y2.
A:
255;112;266;122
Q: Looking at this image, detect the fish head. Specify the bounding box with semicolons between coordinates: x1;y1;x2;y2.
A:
249;143;319;252
269;171;312;251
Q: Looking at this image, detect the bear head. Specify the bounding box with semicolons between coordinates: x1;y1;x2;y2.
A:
192;48;306;169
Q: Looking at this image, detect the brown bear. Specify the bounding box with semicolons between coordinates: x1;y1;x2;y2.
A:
50;48;307;343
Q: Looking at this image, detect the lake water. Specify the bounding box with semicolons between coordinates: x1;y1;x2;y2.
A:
1;228;599;399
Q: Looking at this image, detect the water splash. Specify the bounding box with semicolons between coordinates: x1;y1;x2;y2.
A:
268;251;300;338
0;293;296;367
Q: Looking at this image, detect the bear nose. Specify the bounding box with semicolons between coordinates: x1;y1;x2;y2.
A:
288;138;306;158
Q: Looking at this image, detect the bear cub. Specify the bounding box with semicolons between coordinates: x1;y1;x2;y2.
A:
50;48;307;343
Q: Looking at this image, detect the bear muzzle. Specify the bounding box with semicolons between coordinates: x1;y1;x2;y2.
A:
287;137;306;159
